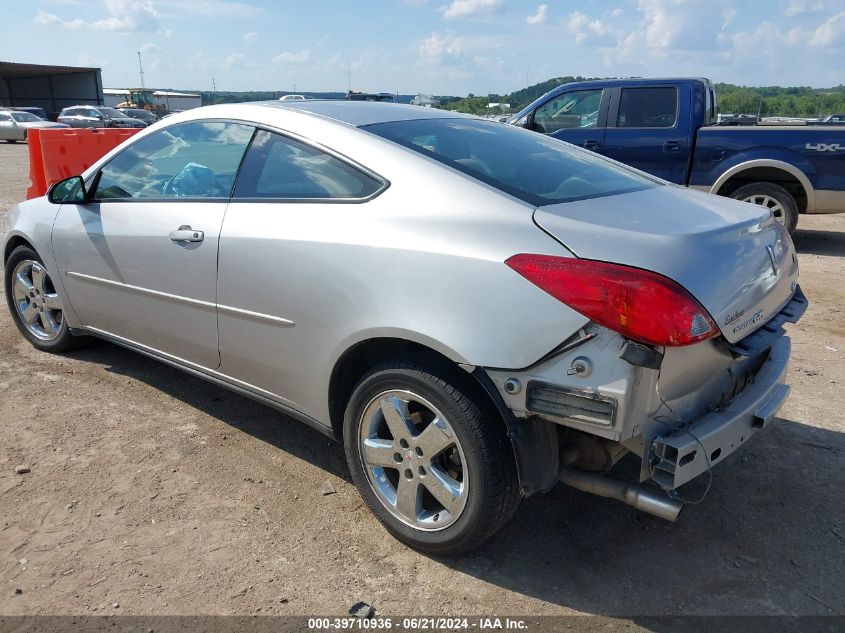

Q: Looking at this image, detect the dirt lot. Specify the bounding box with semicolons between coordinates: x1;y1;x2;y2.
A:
0;142;843;620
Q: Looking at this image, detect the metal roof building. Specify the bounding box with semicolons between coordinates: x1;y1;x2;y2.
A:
0;61;103;117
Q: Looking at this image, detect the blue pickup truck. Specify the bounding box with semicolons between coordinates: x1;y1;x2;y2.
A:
511;77;845;232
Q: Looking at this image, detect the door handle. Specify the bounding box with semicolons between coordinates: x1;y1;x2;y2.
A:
663;140;681;151
583;140;601;151
169;225;204;242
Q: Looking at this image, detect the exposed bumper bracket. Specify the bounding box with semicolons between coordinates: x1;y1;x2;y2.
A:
650;337;791;490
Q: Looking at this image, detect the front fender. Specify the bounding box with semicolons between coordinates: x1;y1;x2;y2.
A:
2;200;83;328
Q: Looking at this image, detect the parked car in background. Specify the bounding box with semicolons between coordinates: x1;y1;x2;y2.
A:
4;101;805;554
58;106;146;129
346;91;395;102
0;109;68;143
511;77;845;232
11;106;49;120
117;108;159;125
278;94;311;101
821;114;845;123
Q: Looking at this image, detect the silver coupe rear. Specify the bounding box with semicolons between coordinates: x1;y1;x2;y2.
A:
3;101;805;554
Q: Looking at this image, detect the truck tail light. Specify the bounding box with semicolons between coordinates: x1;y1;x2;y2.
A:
505;254;718;347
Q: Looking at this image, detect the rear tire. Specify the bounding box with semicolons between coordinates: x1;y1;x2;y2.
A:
4;246;91;353
729;181;798;234
5;139;18;144
344;355;520;555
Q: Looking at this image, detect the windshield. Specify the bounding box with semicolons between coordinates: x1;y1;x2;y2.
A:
365;118;657;206
11;112;40;122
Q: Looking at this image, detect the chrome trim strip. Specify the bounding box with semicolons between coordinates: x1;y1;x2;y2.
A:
66;271;216;310
66;271;295;326
217;304;294;327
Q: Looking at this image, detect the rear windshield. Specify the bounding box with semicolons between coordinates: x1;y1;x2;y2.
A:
364;118;657;205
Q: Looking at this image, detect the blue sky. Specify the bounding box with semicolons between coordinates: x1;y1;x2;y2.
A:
4;1;845;95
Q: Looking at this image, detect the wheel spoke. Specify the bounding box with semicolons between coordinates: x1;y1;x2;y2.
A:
395;476;420;520
423;465;463;515
31;263;47;295
380;396;416;441
38;310;59;334
20;302;39;325
362;437;397;468
14;272;34;300
43;293;63;310
415;417;454;460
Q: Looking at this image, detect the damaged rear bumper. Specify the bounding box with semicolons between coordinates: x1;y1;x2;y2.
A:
650;336;791;490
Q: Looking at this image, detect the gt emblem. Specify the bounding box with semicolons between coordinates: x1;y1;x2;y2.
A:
766;244;778;276
806;142;843;152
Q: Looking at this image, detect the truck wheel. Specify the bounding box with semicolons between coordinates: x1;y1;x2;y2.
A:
344;355;520;555
4;246;91;353
730;182;798;234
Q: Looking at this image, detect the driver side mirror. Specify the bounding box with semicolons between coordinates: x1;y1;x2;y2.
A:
48;176;87;204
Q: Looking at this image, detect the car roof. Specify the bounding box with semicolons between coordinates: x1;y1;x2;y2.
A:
255;100;470;127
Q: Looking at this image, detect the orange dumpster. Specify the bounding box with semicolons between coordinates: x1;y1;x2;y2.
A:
26;127;142;199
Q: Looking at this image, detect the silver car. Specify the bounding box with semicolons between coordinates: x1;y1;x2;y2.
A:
57;106;146;129
0;109;68;142
2;102;805;554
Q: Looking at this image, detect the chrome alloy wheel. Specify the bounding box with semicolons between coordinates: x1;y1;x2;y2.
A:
11;260;64;341
358;390;469;531
742;193;786;224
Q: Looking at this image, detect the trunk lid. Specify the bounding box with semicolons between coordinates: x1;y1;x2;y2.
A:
533;185;799;344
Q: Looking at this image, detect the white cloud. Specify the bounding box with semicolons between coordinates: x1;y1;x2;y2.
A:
419;32;467;66
224;53;247;69
786;0;827;16
140;42;164;53
567;11;616;46
809;11;845;46
442;0;505;20
526;4;547;25
36;0;162;32
417;31;505;83
272;50;311;65
156;0;261;17
243;31;257;44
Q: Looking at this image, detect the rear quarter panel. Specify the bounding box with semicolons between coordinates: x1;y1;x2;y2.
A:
214;112;592;423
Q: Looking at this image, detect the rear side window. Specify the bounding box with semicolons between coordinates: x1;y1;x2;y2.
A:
365;118;656;206
617;88;678;128
233;129;383;200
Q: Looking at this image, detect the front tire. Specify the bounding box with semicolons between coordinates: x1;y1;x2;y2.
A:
344;355;520;555
4;246;91;353
730;181;798;234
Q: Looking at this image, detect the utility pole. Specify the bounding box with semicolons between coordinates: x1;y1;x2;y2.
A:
212;77;216;92
348;62;351;92
137;51;145;88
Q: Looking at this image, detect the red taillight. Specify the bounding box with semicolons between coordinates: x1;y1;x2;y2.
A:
506;254;718;347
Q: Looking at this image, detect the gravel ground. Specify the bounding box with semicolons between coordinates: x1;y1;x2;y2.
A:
0;141;843;620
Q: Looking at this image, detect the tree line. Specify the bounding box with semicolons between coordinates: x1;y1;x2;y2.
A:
190;78;845;119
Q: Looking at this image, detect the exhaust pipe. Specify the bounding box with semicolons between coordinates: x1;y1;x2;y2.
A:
560;467;684;522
